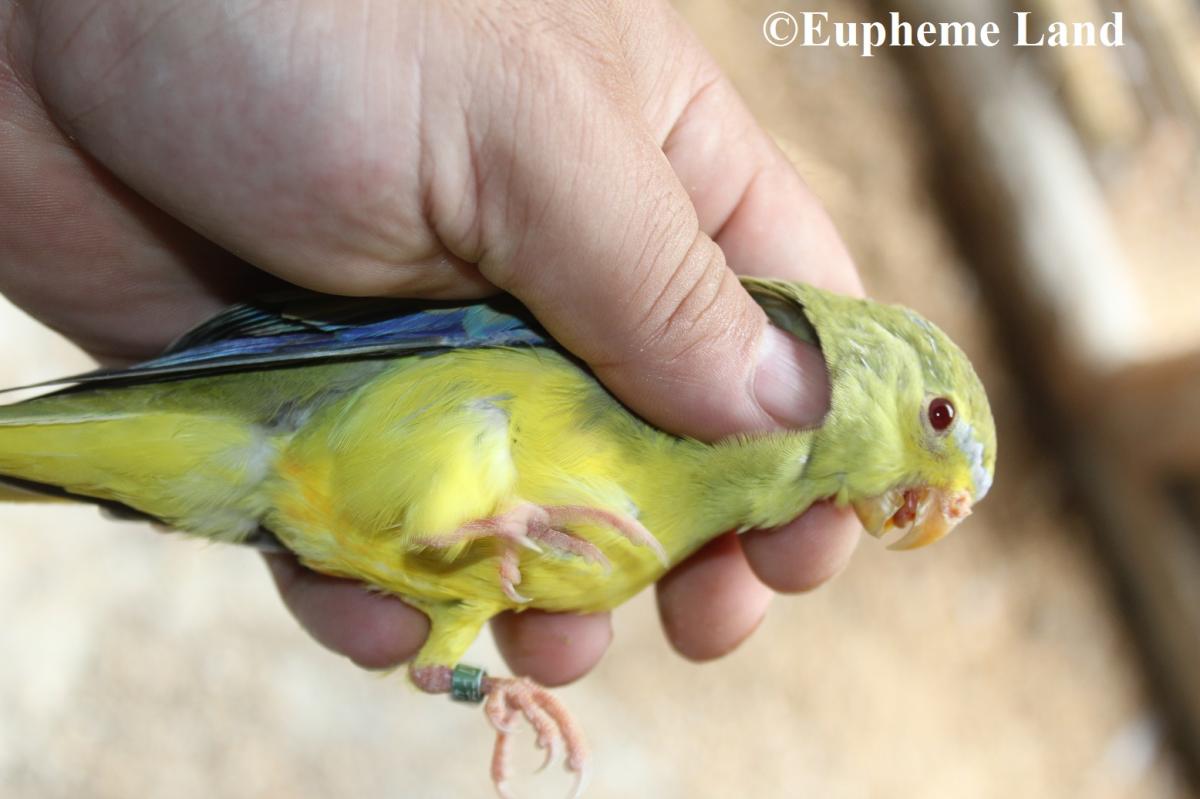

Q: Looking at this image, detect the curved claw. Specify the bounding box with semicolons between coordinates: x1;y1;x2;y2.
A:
568;764;590;799
498;549;532;604
535;728;562;774
499;579;531;604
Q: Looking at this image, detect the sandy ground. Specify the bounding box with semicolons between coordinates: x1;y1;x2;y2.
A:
0;1;1193;798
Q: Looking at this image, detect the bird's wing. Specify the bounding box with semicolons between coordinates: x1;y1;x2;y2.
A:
3;291;550;392
739;277;822;349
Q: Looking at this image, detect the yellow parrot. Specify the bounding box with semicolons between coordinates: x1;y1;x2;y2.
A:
0;278;995;797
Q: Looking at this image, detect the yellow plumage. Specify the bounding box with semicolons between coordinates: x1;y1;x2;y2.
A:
0;349;788;661
266;350;682;629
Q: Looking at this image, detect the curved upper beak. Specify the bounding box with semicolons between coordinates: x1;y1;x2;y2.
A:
852;486;973;551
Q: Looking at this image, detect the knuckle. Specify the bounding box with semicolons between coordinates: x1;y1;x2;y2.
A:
631;231;747;367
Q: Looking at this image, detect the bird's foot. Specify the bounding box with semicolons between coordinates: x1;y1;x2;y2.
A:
411;664;589;799
418;503;548;602
484;675;588;799
429;502;667;604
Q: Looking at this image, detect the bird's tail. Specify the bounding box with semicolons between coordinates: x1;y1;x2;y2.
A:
0;388;275;541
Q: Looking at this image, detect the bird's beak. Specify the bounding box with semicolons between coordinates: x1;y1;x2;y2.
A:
852;486;973;551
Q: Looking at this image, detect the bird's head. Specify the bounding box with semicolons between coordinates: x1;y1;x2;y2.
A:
842;327;996;551
744;277;996;550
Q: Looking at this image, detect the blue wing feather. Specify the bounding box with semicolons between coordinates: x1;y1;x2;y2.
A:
6;291;550;392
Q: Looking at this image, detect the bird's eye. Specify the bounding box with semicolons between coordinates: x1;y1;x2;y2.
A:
928;397;956;432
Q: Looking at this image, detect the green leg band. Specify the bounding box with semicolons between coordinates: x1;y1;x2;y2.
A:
450;664;487;704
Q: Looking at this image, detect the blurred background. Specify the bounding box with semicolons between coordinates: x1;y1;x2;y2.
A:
2;0;1198;797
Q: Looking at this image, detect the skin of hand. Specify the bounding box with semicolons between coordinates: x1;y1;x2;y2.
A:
0;0;864;685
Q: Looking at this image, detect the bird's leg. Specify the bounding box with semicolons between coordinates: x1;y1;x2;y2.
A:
418;501;667;603
410;663;589;799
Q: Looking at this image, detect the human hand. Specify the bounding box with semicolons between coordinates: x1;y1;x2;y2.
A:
0;0;862;684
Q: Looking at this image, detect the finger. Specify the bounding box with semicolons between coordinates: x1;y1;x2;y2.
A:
621;4;862;294
740;502;862;593
490;610;613;687
655;533;773;662
264;554;429;670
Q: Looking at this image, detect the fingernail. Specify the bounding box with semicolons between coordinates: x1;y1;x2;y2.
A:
753;326;831;428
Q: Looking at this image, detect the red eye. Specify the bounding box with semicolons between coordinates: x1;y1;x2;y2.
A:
928;397;956;432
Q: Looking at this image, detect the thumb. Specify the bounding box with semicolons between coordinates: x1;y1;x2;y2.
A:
516;228;829;440
448;82;827;441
